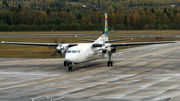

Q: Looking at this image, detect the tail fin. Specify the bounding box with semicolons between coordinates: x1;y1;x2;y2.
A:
103;13;108;35
94;13;108;44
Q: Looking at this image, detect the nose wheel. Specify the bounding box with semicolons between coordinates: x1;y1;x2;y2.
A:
67;63;73;71
64;61;73;71
64;61;67;66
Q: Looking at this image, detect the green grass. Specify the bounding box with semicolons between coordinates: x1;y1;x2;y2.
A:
1;30;180;35
0;36;178;58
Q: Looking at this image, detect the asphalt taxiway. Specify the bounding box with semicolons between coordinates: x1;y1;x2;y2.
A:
1;42;180;101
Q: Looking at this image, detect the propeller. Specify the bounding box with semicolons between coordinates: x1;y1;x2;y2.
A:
51;38;66;58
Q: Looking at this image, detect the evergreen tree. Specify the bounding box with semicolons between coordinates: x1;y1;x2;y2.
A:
58;7;61;12
144;7;147;11
2;0;8;7
78;14;82;20
151;8;155;13
67;8;70;13
16;4;22;13
34;0;35;6
46;8;50;15
173;9;178;15
163;7;167;13
97;0;100;7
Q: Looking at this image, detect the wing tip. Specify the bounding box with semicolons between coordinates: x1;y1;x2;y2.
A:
2;41;4;43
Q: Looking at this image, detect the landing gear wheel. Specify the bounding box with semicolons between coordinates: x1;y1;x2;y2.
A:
107;52;113;67
107;61;113;66
68;66;73;71
110;61;113;66
64;61;67;66
107;61;110;66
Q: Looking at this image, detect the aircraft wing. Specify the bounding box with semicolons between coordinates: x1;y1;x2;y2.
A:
1;41;78;47
105;38;133;43
110;41;177;47
2;41;58;46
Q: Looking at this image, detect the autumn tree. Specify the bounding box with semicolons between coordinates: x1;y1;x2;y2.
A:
81;14;87;24
155;9;163;18
160;13;169;25
92;12;99;24
174;13;180;25
86;14;91;24
116;13;125;24
132;12;140;29
67;12;75;24
147;12;156;25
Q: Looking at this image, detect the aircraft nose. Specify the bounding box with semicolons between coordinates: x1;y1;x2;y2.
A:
65;54;76;62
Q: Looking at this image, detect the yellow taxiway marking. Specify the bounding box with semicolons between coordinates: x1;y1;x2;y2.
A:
0;44;176;91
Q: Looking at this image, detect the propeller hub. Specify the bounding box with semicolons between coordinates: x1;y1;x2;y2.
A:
56;45;62;50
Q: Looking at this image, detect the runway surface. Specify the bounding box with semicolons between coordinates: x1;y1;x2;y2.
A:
1;34;180;37
1;42;180;101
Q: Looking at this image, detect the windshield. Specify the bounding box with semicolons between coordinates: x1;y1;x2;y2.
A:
67;50;71;53
67;50;80;53
72;50;77;53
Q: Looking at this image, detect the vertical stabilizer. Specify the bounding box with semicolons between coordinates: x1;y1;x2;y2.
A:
94;13;108;44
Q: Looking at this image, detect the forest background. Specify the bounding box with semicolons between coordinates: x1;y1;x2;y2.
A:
0;0;180;31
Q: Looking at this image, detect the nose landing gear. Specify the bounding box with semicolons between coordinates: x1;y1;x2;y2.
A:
64;61;73;71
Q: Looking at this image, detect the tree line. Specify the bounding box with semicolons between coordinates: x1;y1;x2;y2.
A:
1;4;180;31
2;0;180;10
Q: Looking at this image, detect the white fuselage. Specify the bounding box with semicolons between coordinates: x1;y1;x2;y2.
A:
65;44;104;64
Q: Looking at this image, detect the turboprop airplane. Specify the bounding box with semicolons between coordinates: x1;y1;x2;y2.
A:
2;13;177;71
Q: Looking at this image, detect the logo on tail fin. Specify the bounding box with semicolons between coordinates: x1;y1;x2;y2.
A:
104;13;108;34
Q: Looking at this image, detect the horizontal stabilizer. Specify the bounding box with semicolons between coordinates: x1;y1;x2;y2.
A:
106;38;133;43
78;39;95;42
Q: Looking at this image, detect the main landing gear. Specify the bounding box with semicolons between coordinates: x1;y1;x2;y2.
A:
64;61;73;71
107;52;113;66
68;65;73;71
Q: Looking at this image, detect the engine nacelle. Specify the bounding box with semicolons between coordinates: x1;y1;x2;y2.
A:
106;47;111;52
57;50;62;54
56;44;68;54
111;47;116;53
102;50;106;53
102;47;116;54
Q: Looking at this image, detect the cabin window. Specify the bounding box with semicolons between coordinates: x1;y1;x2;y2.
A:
72;50;77;53
78;50;80;53
67;50;71;53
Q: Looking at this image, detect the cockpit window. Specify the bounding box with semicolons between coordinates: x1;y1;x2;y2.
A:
67;50;71;53
67;50;80;53
72;50;77;53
